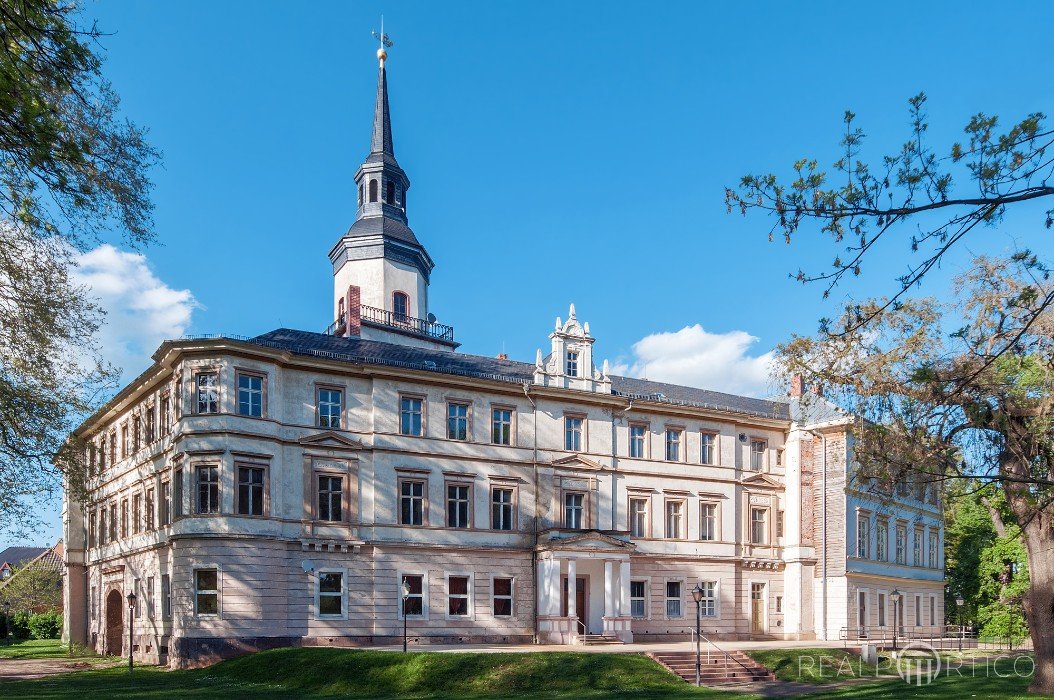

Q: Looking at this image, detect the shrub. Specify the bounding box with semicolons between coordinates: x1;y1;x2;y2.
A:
10;610;32;639
28;611;62;640
0;611;7;638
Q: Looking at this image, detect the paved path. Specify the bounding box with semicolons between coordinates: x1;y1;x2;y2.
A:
0;658;116;681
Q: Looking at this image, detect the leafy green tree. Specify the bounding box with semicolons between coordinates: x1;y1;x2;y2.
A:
0;0;158;535
0;562;62;613
976;528;1030;643
943;481;997;623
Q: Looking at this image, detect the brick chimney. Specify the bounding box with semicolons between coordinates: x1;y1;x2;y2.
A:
345;285;361;338
789;374;806;398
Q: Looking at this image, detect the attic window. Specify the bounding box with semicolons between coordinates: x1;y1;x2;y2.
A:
565;350;579;377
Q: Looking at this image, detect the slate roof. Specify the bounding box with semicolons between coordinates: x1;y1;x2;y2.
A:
247;328;790;420
0;546;47;570
343;216;422;247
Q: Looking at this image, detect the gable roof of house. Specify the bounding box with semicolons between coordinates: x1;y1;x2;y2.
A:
247;328;790;421
0;546;47;571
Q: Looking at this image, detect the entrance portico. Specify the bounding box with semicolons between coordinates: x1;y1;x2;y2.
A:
535;530;635;644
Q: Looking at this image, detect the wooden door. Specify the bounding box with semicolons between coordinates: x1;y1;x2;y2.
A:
105;589;124;657
750;583;765;634
561;577;587;630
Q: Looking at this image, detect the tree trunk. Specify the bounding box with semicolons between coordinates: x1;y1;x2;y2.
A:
1020;517;1054;693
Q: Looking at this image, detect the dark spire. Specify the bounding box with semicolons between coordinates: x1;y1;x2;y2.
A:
371;60;394;156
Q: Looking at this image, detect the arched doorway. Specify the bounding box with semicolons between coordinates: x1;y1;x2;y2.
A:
105;589;124;657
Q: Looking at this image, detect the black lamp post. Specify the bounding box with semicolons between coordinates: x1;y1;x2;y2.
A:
401;579;410;653
956;596;965;652
126;591;136;673
890;589;902;652
691;583;704;687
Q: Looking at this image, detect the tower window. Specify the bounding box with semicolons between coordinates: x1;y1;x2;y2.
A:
369;179;378;202
358;183;363;207
386;180;395;204
393;291;409;320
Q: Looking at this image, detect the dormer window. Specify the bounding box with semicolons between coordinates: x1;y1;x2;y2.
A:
393;291;409;321
565;350;579;377
369;179;378;202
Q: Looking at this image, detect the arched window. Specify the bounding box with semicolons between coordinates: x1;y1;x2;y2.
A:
386;181;395;204
358;183;363;207
393;291;409;322
369;179;378;202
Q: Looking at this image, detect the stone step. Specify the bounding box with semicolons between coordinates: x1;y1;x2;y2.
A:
647;651;776;685
579;634;623;645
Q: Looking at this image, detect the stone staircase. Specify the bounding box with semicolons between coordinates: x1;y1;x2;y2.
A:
578;634;624;645
648;650;776;685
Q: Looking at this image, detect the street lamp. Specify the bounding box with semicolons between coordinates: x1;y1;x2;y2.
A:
126;591;136;673
691;583;704;687
401;578;411;653
956;596;965;652
890;589;902;652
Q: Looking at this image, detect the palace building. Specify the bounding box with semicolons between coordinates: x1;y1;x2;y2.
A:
61;43;945;668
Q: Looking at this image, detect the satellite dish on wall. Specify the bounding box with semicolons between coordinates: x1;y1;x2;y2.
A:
301;560;315;573
427;313;437;324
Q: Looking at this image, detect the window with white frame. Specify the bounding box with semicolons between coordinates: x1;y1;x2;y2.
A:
928;530;938;568
196;465;219;514
700;503;717;541
160;481;170;526
318;571;343;616
665;500;685;539
132;493;141;534
447;484;471;528
895;524;907;564
196;372;219;414
876;519;888;561
877;592;886;627
318;388;343;428
665;581;682;618
161;574;171;619
564;416;583;451
665;428;682;461
630;580;647;618
698;580;716;616
447;575;470;616
750;508;767;545
858;590;867;629
400;396;423;436
629;497;648;538
145;488;155;530
700;433;716;465
447;402;469;441
237;373;263;417
238;465;266;516
915;595;922;627
401;574;424;617
629;424;647;458
857;513;870;558
929;596;935;625
194;568;219;616
491;487;514;530
399;480;425;526
317;475;342;521
913;528;923;566
492;407;513;445
750;440;766;471
493;577;514;617
564;492;585;529
565;350;579;377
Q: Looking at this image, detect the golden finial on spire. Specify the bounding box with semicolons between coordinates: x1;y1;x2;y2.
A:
372;16;394;65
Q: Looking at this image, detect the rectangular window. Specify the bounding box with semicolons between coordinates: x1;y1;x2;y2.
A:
237;466;265;516
915;595;922;627
448;575;470;616
90;585;97;620
145;407;155;443
236;373;263;417
665;429;682;461
145;488;155;530
120;499;129;538
317;475;343;521
132;493;142;534
98;436;106;471
98;508;106;546
928;531;938;568
750;440;766;471
564;492;584;529
401;574;424;617
564;416;583;451
750;508;767;545
698;580;716;617
88;510;97;548
400;396;423;436
121;424;129;459
318;571;343;616
133;578;141;618
876;521;888;561
161;574;172;619
133;416;141;452
929;596;935;625
159;394;170;437
196;465;219;514
400;480;425;525
109;430;116;465
447;484;471;528
629;424;646;458
700;433;716;465
109;502;117;541
196;372;219;414
895;524;907;564
318;388;343;428
665;581;682;618
493;577;513;617
491;487;514;531
629;498;648;538
878;592;886;627
447;402;469;441
858;591;867;629
491;407;513;445
700;503;716;541
147;576;155;619
630;580;647;618
565;350;579;377
665;500;684;539
857;514;870;558
160;481;171;526
194;568;219;616
913;528;923;566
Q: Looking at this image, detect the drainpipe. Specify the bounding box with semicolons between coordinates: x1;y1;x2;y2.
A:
523;383;540;643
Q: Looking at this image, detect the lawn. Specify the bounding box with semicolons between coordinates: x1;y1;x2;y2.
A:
0;643;1051;699
0;639;96;660
746;646;889;683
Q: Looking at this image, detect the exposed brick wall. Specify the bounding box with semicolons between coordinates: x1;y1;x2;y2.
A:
345;285;361;337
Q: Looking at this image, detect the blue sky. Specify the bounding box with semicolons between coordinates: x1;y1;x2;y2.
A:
10;1;1054;546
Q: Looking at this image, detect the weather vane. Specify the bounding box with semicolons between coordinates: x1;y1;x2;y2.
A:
372;16;394;63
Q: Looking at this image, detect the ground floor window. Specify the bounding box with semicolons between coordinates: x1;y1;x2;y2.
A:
493;577;513;617
448;575;470;616
402;574;424;617
194;568;219;616
161;574;171;619
665;581;682;618
318;571;343;616
698;580;716;617
630;580;647;618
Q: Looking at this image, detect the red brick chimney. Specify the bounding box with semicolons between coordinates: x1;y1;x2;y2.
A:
345;285;361;338
789;374;806;398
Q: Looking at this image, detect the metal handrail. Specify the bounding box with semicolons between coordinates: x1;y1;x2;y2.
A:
360;304;455;341
693;630;756;678
576;618;586;635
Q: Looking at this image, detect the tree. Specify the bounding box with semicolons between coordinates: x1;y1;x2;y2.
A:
943;480;997;625
0;561;62;613
976;527;1030;644
0;0;158;535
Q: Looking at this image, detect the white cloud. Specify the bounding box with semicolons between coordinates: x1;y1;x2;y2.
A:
73;245;198;382
609;324;776;397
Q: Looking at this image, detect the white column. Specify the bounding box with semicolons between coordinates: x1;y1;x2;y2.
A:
604;560;615;618
566;558;576;618
619;560;632;617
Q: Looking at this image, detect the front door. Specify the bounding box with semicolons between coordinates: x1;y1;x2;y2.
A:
561;576;588;632
751;583;766;634
105;589;124;657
